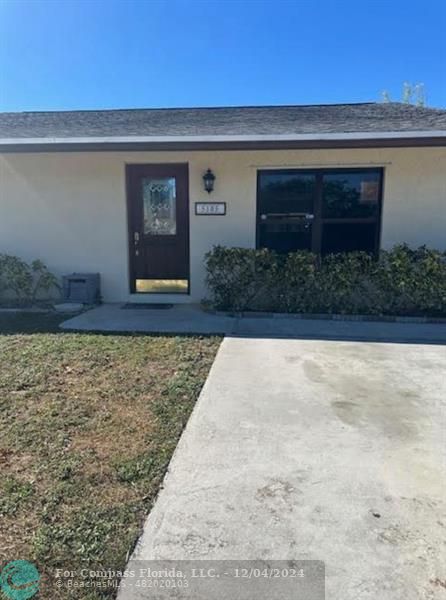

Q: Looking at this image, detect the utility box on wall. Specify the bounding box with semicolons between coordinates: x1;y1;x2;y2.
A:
62;273;101;304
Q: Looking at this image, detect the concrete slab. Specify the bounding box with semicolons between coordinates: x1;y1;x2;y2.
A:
54;302;84;313
60;303;446;344
119;337;446;600
235;315;446;344
60;303;236;335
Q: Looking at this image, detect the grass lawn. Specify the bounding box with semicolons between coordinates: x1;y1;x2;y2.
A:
0;313;221;599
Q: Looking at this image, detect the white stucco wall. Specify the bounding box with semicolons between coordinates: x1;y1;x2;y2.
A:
1;147;445;302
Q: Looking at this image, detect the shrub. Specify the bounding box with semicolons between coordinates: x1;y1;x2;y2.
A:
0;254;60;306
376;244;446;315
279;251;319;312
315;252;381;314
204;244;446;317
204;245;279;312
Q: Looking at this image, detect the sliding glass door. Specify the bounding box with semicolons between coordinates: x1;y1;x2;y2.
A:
257;168;383;254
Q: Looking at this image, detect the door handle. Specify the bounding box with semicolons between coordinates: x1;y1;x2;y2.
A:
261;213;315;220
134;232;140;245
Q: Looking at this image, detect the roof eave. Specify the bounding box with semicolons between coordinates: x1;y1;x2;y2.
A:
1;130;446;152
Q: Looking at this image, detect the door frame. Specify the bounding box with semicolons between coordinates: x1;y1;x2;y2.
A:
125;162;190;294
256;167;384;255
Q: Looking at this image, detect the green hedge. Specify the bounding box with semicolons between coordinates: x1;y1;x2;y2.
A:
204;245;446;316
0;254;60;307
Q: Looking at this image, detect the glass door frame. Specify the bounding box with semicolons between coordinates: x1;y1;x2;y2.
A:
256;167;384;255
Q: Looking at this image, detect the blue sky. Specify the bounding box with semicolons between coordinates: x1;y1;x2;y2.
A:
0;0;445;112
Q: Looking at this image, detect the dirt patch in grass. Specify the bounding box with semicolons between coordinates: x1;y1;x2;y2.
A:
0;313;221;598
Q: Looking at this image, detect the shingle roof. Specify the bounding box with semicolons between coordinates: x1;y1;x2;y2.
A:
1;102;446;139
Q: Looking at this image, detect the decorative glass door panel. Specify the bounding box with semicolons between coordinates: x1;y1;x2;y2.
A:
142;178;177;235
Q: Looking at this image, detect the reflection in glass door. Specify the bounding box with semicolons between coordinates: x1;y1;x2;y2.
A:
257;171;317;253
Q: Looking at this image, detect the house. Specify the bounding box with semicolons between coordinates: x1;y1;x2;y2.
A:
0;102;445;303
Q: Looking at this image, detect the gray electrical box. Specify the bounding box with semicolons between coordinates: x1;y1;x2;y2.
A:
62;273;101;304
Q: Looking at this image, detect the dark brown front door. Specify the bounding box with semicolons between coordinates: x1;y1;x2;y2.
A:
126;163;189;293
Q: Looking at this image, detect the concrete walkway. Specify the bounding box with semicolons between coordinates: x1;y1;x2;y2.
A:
119;336;446;600
60;303;446;343
60;303;236;335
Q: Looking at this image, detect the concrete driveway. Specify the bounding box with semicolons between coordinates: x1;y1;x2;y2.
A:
120;336;446;600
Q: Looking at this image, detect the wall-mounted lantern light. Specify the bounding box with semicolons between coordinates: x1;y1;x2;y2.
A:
203;169;216;194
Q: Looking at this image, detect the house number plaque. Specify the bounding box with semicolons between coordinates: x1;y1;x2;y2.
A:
195;202;226;216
